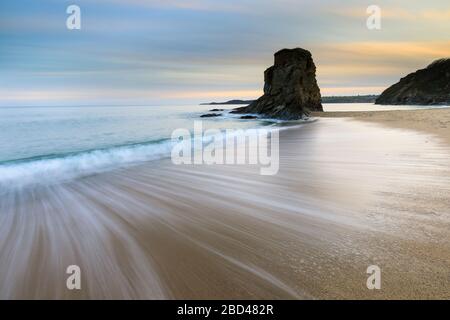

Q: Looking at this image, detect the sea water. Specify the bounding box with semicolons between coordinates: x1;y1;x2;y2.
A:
0;104;274;189
0;103;446;189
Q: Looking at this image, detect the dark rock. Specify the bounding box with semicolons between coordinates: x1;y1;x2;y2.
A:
209;109;225;112
200;113;222;118
201;100;254;105
233;48;323;119
229;107;247;114
240;115;258;119
376;59;450;105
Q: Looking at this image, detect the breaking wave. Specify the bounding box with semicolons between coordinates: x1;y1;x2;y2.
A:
0;139;175;190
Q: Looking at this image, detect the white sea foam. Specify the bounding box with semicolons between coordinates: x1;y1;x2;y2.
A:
0;140;175;190
0;128;262;190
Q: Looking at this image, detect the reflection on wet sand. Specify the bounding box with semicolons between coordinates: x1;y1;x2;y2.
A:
1;119;449;299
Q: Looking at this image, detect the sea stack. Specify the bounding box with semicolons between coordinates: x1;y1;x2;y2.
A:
234;48;323;119
376;59;450;105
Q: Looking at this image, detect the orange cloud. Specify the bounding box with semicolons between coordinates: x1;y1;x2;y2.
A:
0;88;262;103
329;41;450;59
423;10;450;20
168;89;262;99
317;64;405;78
313;41;450;78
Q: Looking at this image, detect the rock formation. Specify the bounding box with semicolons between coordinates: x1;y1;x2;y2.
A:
233;48;323;119
200;113;221;118
376;59;450;105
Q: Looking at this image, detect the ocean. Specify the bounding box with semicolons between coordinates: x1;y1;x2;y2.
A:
0;103;447;190
0;104;278;189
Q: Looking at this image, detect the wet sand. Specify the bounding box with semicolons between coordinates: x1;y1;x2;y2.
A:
0;118;449;299
312;108;450;144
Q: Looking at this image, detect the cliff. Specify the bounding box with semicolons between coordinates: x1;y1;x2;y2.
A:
376;59;450;105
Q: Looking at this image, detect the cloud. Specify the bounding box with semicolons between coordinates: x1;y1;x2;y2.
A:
0;88;261;106
333;5;450;22
90;0;246;12
332;6;416;20
321;41;450;60
423;9;450;20
320;86;386;95
1;0;450;104
312;40;450;94
313;41;450;77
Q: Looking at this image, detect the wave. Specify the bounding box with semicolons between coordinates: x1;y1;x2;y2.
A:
0;139;175;191
0;118;304;191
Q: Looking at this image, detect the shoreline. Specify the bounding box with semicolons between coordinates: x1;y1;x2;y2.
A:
1;118;449;299
312;108;450;145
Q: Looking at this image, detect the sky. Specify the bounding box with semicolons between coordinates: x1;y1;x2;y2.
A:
0;0;449;106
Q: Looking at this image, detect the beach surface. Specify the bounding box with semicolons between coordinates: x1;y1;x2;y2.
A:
313;108;450;144
0;113;449;299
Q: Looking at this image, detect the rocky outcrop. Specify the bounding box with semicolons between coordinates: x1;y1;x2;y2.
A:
201;100;254;105
376;59;450;105
234;48;323;119
200;113;222;118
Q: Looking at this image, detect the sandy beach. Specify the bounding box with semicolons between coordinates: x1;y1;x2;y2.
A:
1;111;449;300
312;108;450;144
